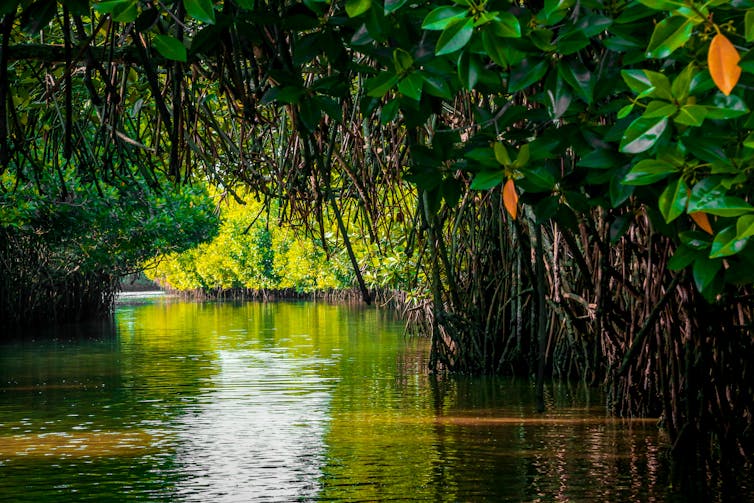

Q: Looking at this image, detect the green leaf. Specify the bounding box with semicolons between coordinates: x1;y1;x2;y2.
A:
471;170;505;190
422;6;467;30
646;15;695;59
514;144;530;168
384;0;407;14
421;73;453;100
509;59;549;93
617;103;634;119
491;12;521;38
737;215;754;240
398;73;423;101
346;0;372;18
494;142;511;165
93;0;138;23
457;52;481;90
623;158;677;185
380;99;400;124
643;70;673;101
642;100;677;118
482;30;509;67
671;64;695;102
153;34;187;62
674;104;707;126
621;69;652;94
704;94;749;120
692;256;721;292
366;72;399;98
435;17;474;56
393;48;413;74
518;164;555;192
619;116;668;154
710;225;749;258
546;75;572;120
668;244;701;271
688;179;754;217
747;10;754;43
183;0;215;24
557;60;593;105
658;177;689;222
693;197;754;217
577;148;621;168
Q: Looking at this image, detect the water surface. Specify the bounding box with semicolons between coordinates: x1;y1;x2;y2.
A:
1;298;680;501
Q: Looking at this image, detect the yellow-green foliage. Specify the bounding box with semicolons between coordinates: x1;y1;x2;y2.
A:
146;192;353;293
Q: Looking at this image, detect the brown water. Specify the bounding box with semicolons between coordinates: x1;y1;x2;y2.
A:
0;298;683;501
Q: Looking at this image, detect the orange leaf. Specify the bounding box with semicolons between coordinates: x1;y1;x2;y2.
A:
690;211;713;235
708;33;741;96
503;179;518;220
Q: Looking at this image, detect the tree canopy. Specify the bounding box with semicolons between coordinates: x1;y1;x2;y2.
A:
2;0;754;485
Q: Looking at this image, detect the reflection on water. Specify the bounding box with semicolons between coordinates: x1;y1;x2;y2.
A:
0;298;737;501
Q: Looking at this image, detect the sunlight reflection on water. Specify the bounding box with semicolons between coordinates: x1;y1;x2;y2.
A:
169;349;337;502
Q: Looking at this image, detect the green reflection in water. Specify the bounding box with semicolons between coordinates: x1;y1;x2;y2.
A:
0;298;691;502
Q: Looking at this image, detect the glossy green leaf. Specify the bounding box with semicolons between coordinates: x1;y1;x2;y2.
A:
693;197;754;217
692;256;721;292
436;17;474;56
617;103;634;119
421;73;453;100
710;225;749;258
622;69;652;94
153;34;187;62
457;52;481;90
471;170;505;190
366;72;399;98
509;59;549;93
646;16;694;59
671;64;695;102
623;158;677;185
704;94;749;119
422;6;466;30
619;116;668;154
482;30;509;67
384;0;408;14
674;104;707;126
668;244;701;271
518;164;555;192
642;100;677;118
183;0;215;24
658;177;689;222
346;0;372;17
737;215;754;240
398;73;423;101
491;12;521;38
558;60;593;104
643;70;673;101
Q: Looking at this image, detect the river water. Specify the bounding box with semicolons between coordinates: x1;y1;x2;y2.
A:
1;297;683;501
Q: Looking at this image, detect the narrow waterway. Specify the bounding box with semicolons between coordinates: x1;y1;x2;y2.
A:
1;297;682;501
